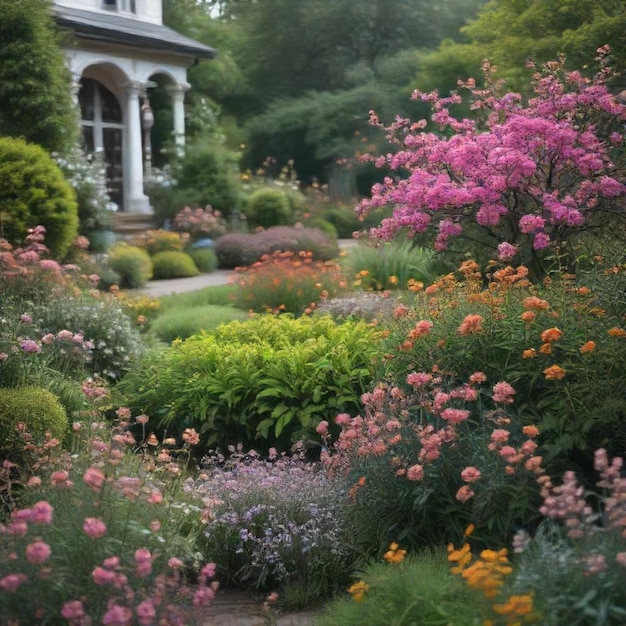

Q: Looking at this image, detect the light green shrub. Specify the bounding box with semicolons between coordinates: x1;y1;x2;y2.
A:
0;386;68;456
186;247;218;273
245;187;291;229
0;137;78;258
107;243;153;288
118;315;383;453
148;304;248;343
151;251;199;279
131;229;186;256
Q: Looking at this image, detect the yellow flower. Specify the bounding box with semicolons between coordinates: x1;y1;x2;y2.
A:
348;580;369;602
388;275;399;285
384;542;407;564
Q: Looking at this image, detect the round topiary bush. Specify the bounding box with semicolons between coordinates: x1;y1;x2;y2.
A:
187;247;218;273
108;242;153;288
151;251;200;279
245;188;291;229
0;136;78;258
0;386;68;454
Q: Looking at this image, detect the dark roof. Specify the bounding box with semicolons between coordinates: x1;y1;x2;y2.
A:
54;6;216;60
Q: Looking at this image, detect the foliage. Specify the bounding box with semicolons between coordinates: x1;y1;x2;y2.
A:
232;250;348;315
151;251;200;280
187;247;218;273
116;315;383;454
131;229;186;256
54;148;114;236
323;206;362;239
214;225;338;268
358;51;626;278
0;138;78;258
169;144;243;218
506;448;626;625
341;241;440;292
173;205;227;240
0;0;77;153
107;243;153;289
158;284;237;312
244;187;291;229
191;447;356;607
148;304;248;344
0;396;217;625
316;549;483;626
322;373;543;555
0;386;68;456
381;260;626;477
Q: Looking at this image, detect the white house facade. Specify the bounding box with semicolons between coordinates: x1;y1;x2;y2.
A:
53;0;216;214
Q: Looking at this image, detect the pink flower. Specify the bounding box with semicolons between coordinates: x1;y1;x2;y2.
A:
92;566;116;585
102;604;132;625
193;586;216;606
406;464;424;481
150;520;161;532
103;556;120;569
492;381;516;404
50;470;71;487
25;540;51;564
147;489;163;504
136;599;157;625
61;600;86;621
335;413;351;425
315;420;329;436
0;573;28;592
201;562;216;579
83;517;107;539
168;557;184;569
135;548;152;576
135;414;149;425
490;429;510;444
497;242;518;261
83;467;106;492
30;501;53;524
461;467;481;483
20;339;41;353
499;445;518;462
440;408;470;424
469;372;487;384
616;553;626;568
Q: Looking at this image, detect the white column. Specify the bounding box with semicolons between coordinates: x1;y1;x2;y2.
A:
123;81;152;214
167;83;190;156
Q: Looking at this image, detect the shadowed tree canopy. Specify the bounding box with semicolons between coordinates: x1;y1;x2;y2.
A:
0;0;77;154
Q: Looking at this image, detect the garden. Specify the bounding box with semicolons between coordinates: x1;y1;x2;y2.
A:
1;48;626;626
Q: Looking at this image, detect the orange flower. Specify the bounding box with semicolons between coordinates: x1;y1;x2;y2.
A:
539;343;552;355
579;340;596;353
544;365;566;380
522;296;550;310
520;311;536;323
522;425;539;438
608;327;626;338
384;542;407;564
540;327;562;343
522;348;537;359
458;314;484;335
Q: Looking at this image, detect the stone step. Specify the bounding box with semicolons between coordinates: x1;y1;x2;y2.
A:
112;213;157;237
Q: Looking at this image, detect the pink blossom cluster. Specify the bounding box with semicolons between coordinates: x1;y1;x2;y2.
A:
357;50;626;255
173;205;226;238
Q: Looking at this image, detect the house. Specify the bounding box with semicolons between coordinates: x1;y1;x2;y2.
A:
52;0;216;218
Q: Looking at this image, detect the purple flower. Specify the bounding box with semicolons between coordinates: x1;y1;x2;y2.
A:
20;339;41;354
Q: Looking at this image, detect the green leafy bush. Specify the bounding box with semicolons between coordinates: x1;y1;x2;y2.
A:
323;206;361;239
0;137;78;258
151;251;199;279
117;315;383;453
158;285;236;312
341;241;440;291
148;305;248;343
131;229;186;256
0;386;68;455
244;187;291;229
107;243;153;289
186;247;218;273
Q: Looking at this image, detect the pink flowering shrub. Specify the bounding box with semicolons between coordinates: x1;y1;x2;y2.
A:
173;205;227;240
357;49;626;276
321;373;544;553
507;449;626;623
0;385;217;625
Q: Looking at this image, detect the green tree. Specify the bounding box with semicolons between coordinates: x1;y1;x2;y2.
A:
0;0;77;154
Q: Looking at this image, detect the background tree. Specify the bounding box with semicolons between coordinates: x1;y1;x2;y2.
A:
0;0;77;154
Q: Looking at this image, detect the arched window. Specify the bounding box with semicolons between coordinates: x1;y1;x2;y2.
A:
79;78;124;210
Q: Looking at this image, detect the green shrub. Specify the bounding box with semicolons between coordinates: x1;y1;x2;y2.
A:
187;247;218;273
317;551;483;626
148;304;248;343
131;229;186;256
0;137;78;258
117;315;383;453
244;187;291;229
151;251;199;279
107;243;153;289
323;206;361;239
0;386;68;456
309;217;337;241
158;284;237;312
341;241;440;291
